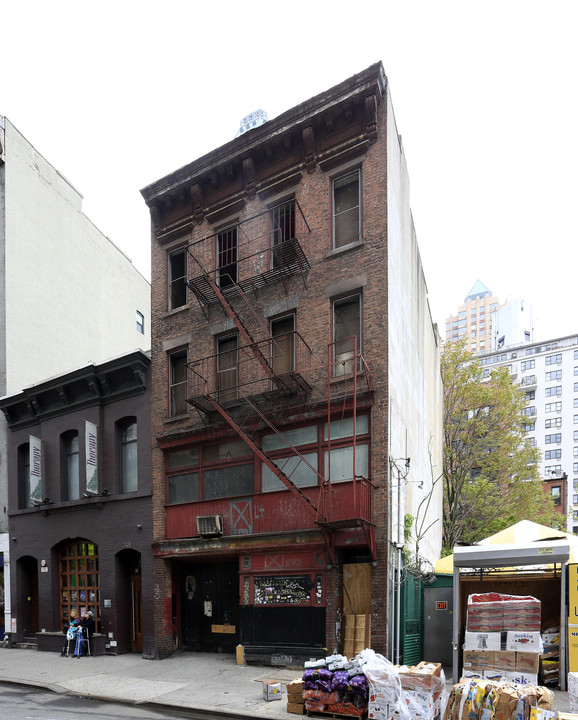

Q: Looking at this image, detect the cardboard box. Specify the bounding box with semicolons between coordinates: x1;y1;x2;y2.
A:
286;701;305;715
516;651;539;673
462;650;495;670
262;682;282;701
506;631;542;652
286;679;304;694
484;670;506;680
505;671;538;685
398;662;443;691
494;651;516;671
464;631;501;651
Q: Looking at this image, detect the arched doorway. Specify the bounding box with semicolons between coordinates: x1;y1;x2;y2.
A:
16;556;38;638
116;549;142;653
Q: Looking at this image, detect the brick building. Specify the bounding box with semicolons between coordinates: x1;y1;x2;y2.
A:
0;350;154;656
141;63;442;662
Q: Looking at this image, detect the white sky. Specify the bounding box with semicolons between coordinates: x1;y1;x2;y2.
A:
2;1;577;342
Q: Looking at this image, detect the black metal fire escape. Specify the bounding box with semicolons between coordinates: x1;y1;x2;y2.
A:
184;199;376;560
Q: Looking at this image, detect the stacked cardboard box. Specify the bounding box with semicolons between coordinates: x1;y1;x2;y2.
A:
568;671;578;712
540;631;560;686
286;678;305;715
463;594;543;683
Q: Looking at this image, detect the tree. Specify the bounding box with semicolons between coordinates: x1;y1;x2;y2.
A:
442;340;561;553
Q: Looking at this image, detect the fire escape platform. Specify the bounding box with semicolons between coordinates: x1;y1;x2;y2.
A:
186;237;311;306
187;371;312;415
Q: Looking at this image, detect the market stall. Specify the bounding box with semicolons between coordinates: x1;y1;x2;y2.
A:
451;540;570;690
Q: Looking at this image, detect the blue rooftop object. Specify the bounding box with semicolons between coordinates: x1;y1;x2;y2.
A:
465;280;492;302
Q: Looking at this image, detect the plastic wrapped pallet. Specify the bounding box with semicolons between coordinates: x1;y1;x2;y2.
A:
360;649;447;720
466;593;541;633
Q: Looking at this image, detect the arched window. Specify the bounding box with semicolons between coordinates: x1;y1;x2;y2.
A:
63;431;80;500
120;418;138;493
59;540;99;631
18;442;31;508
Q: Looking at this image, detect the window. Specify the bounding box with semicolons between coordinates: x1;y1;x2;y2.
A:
271;315;295;376
120;419;138;493
574;494;578;504
64;431;80;500
333;294;361;376
217;225;238;288
551;486;561;505
168;472;198;504
333;170;360;248
521;421;535;432
574;447;578;457
545;353;562;366
217;335;238;403
522;406;536;416
168;248;187;310
546;465;562;475
525;391;535;401
545;434;562;444
546;370;562;381
546;418;562;428
545;449;562;460
166;439;252;504
59;540;99;633
270;199;295;266
575;430;578;441
169;349;188;417
136;311;144;334
18;442;31;509
545;386;562;397
545;402;562;413
521;360;535;371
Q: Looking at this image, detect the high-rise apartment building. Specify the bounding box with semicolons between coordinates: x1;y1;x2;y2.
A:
445;281;533;354
478;334;578;532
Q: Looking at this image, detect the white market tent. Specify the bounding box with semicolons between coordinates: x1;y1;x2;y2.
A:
435;521;576;690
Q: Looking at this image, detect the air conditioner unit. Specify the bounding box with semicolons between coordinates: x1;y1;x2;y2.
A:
197;515;223;537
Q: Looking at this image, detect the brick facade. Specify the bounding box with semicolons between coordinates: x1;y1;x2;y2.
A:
141;63;439;662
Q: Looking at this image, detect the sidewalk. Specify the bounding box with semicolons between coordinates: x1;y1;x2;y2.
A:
0;647;570;718
0;647;297;718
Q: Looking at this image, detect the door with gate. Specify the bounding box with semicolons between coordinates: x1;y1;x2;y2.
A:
181;561;239;653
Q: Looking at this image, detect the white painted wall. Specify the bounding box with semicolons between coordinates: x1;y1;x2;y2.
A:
2;118;151;394
386;92;443;569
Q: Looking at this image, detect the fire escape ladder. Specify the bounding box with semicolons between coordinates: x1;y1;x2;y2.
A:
197;273;294;390
204;395;324;522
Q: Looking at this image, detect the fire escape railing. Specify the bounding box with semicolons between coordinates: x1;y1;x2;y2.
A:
186;198;311;307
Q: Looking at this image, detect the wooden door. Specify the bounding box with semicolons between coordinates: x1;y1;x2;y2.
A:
130;572;143;653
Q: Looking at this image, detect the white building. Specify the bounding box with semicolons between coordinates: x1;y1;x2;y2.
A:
0;116;151;637
479;334;578;532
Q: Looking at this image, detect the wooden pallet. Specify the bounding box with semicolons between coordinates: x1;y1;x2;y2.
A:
305;709;367;720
